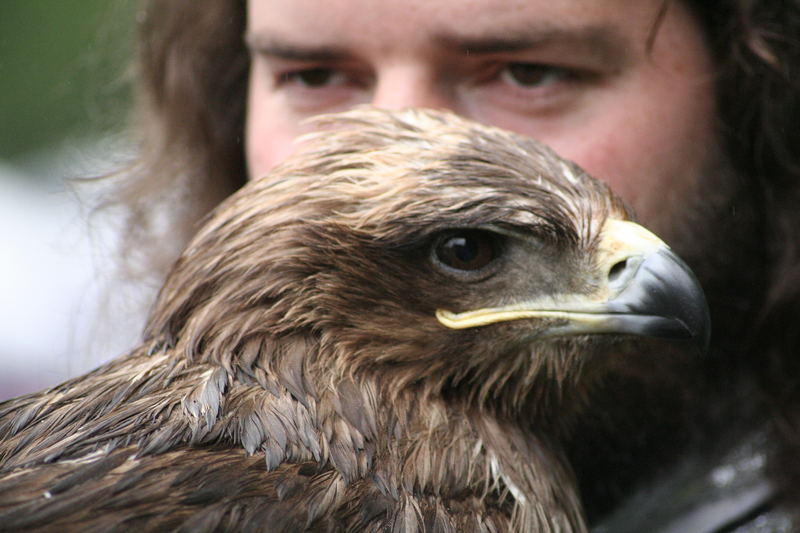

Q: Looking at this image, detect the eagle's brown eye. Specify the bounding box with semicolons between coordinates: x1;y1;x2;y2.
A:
434;230;502;274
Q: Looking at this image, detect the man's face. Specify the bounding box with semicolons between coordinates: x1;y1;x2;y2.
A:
245;0;717;245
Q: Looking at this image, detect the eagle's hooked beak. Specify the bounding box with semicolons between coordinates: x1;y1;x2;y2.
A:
436;220;711;352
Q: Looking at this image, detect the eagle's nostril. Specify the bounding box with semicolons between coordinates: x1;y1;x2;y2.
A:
608;259;629;283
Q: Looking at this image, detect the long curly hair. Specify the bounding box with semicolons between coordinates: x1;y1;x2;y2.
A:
688;0;800;497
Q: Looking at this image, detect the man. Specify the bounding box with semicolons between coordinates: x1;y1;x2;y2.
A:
113;0;800;529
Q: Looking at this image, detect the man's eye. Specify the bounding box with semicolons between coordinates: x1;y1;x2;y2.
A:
500;63;569;88
280;67;343;88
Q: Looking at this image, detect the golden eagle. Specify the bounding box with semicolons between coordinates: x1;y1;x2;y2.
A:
0;108;708;532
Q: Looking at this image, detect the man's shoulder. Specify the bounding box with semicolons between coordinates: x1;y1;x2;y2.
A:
591;428;794;533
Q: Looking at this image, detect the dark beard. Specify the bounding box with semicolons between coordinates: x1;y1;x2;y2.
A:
566;143;770;523
664;141;768;376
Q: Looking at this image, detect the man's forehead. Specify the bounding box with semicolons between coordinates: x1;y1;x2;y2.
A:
246;0;663;60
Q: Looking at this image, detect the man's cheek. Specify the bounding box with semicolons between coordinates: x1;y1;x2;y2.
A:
245;98;302;179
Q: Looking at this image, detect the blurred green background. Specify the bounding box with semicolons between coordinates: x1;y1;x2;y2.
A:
0;0;136;168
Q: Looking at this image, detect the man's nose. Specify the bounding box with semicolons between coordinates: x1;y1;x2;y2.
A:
370;65;455;111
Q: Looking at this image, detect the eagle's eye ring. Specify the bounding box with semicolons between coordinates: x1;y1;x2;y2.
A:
432;229;504;280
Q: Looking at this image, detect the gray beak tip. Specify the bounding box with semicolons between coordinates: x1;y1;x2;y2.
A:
607;248;711;353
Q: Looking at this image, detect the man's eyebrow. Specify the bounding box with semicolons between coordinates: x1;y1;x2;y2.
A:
436;25;630;66
245;34;351;62
245;25;631;67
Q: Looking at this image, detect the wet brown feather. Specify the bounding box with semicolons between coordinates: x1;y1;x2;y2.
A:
0;108;629;532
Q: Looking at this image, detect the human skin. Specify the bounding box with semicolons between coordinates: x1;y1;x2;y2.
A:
244;0;717;245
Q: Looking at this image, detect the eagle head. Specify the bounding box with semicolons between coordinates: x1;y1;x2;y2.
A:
146;107;708;426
